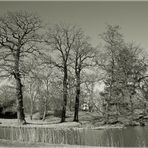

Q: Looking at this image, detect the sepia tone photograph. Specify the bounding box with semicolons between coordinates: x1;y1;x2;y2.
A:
0;0;148;147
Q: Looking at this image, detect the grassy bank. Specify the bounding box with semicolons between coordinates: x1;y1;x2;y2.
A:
0;111;124;129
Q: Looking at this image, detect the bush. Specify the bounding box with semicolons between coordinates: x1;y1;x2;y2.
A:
0;110;17;119
0;99;17;119
54;109;62;117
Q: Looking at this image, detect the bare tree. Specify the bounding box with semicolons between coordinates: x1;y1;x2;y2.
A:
38;65;53;121
45;24;81;122
24;60;40;120
71;32;96;122
0;11;41;124
82;72;100;112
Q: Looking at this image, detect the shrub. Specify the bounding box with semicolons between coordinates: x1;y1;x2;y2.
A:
54;109;62;117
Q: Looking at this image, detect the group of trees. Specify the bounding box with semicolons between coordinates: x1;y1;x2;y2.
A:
0;11;96;124
98;25;148;124
0;11;148;125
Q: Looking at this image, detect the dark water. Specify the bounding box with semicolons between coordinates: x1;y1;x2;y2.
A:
79;126;148;147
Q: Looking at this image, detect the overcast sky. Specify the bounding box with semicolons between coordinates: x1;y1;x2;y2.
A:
0;1;148;51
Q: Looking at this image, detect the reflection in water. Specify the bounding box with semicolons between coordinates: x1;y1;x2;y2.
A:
78;126;148;147
0;126;148;146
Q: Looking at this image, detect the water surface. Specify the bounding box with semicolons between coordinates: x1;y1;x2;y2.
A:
79;126;148;147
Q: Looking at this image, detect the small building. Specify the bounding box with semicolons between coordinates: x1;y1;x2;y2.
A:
81;103;89;111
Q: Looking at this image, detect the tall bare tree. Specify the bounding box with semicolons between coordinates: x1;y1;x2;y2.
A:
0;11;41;124
24;58;41;120
71;32;96;122
45;24;80;122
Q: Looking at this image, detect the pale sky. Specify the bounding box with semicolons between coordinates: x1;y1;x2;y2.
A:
0;1;148;51
0;1;148;90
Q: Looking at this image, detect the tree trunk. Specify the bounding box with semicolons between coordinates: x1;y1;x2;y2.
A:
69;89;74;111
115;102;119;122
143;102;146;116
61;65;68;122
30;98;33;120
73;72;80;122
89;83;95;112
42;106;46;121
14;51;26;125
15;73;26;124
42;98;47;121
130;95;134;118
105;102;109;124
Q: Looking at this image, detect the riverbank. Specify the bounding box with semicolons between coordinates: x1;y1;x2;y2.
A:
1;110;147;129
0;111;148;147
1;110;148;131
0;111;125;130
